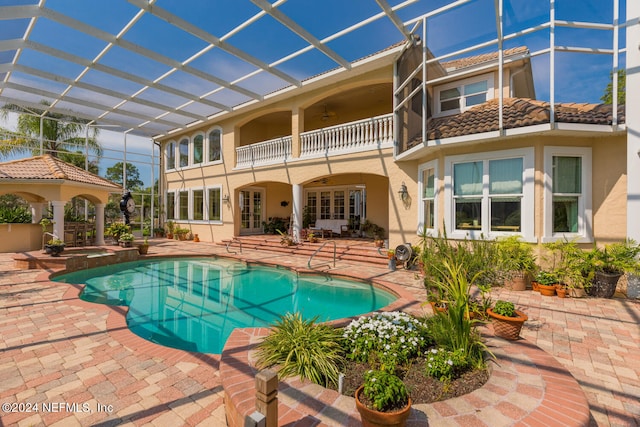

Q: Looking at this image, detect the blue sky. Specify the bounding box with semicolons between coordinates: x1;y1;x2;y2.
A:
0;0;628;186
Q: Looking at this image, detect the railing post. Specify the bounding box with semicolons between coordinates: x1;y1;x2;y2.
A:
255;369;278;427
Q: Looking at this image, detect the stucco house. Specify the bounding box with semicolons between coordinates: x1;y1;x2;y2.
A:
160;39;627;248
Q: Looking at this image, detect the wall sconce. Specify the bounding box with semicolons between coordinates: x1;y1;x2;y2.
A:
222;194;230;203
398;182;409;202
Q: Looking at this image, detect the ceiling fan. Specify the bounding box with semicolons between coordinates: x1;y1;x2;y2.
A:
321;104;337;121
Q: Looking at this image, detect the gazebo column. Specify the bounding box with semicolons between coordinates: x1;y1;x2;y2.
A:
30;203;46;223
51;201;65;240
292;184;303;242
94;203;106;245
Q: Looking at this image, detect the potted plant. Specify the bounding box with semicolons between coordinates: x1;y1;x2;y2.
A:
355;369;411;427
153;227;165;238
308;232;318;243
119;232;135;248
106;223;131;245
276;229;295;246
137;237;149;254
589;241;639;298
496;236;536;291
487;300;528;340
175;227;190;240
44;238;65;256
534;271;559;296
165;221;175;239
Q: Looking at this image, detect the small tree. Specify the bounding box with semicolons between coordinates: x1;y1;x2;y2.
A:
600;69;626;105
105;162;144;191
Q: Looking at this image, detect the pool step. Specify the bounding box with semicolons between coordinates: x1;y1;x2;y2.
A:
219;236;390;266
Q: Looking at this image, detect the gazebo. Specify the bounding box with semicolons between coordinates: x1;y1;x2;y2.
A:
0;154;121;252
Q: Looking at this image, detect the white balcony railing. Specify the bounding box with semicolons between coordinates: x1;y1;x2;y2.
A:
234;114;394;168
235;136;292;169
300;113;393;158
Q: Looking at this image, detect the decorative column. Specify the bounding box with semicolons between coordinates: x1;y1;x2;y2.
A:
627;0;640;241
95;203;105;245
30;203;45;223
292;184;303;242
51;201;65;240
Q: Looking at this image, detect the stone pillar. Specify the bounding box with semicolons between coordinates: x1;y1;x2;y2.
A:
95;203;105;245
292;184;303;242
51;201;65;240
627;0;640;241
30;203;45;223
255;370;278;427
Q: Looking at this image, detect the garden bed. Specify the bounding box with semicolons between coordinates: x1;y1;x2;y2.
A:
334;358;490;403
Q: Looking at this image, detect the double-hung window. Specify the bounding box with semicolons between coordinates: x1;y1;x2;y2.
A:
444;148;534;240
193;189;204;221
435;74;493;116
166;192;175;220
544;147;592;241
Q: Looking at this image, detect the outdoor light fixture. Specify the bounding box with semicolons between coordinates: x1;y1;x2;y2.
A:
222;194;230;203
398;182;408;202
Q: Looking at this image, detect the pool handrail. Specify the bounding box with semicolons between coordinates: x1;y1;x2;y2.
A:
307;240;336;269
226;237;243;254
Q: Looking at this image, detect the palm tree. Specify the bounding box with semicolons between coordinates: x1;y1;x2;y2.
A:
0;101;102;160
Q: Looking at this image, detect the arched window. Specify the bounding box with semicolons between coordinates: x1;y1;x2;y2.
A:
208;128;222;163
193;134;204;165
166;141;176;170
179;137;189;167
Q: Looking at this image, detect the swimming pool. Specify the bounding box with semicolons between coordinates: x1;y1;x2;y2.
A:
53;257;397;354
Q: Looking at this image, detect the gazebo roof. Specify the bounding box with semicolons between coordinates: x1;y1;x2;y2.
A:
0;154;121;190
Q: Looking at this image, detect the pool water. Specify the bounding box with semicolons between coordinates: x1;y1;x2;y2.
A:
53;257;396;354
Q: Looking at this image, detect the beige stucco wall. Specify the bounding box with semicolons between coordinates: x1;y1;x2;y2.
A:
0;223;44;253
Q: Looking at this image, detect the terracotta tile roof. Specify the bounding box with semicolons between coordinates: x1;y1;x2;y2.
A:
0;154;121;189
421;98;625;141
442;47;529;71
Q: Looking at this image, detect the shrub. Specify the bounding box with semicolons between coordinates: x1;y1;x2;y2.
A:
343;312;430;370
0;205;32;223
254;313;344;387
119;233;135;242
106;223;131;240
362;369;408;412
425;347;470;381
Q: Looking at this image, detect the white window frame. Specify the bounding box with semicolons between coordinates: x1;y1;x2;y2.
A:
206;185;223;224
418;160;438;235
178;190;189;221
206;126;223;165
434;73;494;117
165;141;176;171
543;146;592;243
443;148;535;241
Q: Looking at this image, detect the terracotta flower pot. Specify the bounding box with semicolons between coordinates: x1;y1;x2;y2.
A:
538;283;556;297
355;386;411;427
429;301;447;314
504;271;530;291
487;308;528;340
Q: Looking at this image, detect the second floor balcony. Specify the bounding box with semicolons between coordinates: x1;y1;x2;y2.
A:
235;113;394;169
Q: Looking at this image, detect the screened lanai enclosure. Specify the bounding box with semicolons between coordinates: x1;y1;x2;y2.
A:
1;0;639;242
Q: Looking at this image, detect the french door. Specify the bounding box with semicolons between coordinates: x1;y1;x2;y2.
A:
239;188;264;234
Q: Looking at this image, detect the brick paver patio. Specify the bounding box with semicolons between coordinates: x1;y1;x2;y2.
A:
1;239;639;426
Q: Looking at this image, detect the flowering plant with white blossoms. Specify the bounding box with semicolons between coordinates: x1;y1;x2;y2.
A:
343;311;429;368
424;347;469;381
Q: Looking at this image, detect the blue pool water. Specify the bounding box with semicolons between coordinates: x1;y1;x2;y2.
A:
53;257;396;354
